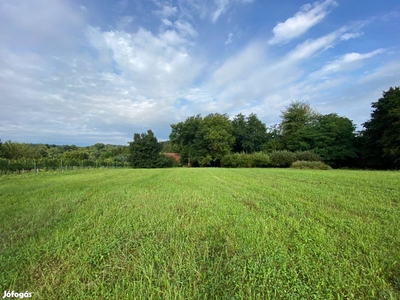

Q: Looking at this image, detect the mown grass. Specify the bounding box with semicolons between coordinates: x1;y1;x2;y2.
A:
0;168;399;299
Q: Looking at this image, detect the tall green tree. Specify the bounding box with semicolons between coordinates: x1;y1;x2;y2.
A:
279;101;358;166
232;113;268;153
201;113;234;166
280;101;320;151
262;124;283;152
170;113;235;167
128;130;164;168
170;115;206;166
361;86;400;169
305;114;358;167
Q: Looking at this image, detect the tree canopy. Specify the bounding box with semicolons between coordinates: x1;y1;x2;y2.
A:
277;102;358;166
232;113;268;153
280;101;319;151
361;86;400;169
170;113;235;167
128;130;166;168
305;113;358;167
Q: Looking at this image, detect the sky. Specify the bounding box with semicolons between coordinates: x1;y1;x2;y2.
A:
1;0;399;146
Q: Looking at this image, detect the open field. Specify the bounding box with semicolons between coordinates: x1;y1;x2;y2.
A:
1;168;399;299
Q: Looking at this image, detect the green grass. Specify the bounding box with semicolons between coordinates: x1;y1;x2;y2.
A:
0;168;399;299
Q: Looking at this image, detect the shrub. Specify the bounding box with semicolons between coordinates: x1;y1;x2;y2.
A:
221;153;250;167
221;154;236;168
295;150;321;162
269;151;297;167
291;160;332;170
222;152;270;168
235;153;252;168
252;152;270;167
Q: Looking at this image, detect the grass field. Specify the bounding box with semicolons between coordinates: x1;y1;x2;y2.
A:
1;168;399;299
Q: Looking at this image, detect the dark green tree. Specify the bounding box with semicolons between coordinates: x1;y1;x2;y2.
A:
128;130;164;168
232;113;268;153
262;124;283;152
93;143;105;151
170;115;206;166
170;113;235;167
278;101;358;167
280;101;320;151
201;113;235;166
361;86;400;169
305;114;358;167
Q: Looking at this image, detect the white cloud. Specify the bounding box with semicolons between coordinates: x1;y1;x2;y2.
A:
0;0;85;52
341;31;364;41
212;0;229;23
268;0;338;45
161;18;173;26
158;29;189;46
225;32;233;44
154;5;178;18
286;27;345;61
309;49;385;78
209;42;264;88
92;27;201;96
175;0;254;24
174;20;198;38
357;61;400;85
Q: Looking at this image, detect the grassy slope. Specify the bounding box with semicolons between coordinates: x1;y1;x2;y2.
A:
0;168;399;299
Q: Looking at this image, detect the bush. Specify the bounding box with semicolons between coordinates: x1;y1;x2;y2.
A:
221;152;270;168
295;150;321;162
235;153;252;168
291;160;332;170
269;151;297;167
221;154;236;168
252;152;270;167
221;153;248;167
222;153;245;167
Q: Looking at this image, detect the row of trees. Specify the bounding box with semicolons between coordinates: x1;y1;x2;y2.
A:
166;109;358;168
0;142;128;161
270;102;358;167
0;141;130;173
129;86;399;169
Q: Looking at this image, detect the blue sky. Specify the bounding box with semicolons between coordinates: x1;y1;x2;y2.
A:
0;0;399;145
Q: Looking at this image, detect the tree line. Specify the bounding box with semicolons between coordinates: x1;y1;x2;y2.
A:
0;142;130;173
1;86;399;171
129;86;400;169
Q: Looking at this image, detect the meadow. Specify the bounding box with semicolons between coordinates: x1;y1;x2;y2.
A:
0;168;399;299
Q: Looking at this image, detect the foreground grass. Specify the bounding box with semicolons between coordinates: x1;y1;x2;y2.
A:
0;168;399;299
